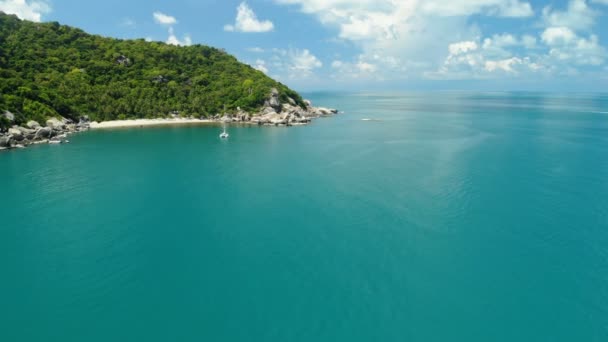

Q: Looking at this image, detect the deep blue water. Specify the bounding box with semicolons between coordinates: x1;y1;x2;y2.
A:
1;92;607;341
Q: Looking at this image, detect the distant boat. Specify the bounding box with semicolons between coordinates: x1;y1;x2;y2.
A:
219;124;229;139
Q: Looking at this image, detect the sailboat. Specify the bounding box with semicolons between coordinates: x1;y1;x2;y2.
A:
219;124;229;139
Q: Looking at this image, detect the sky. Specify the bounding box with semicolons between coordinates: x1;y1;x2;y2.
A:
1;0;607;92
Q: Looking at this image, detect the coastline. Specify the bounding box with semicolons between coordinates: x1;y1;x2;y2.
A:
89;118;215;130
1;91;338;151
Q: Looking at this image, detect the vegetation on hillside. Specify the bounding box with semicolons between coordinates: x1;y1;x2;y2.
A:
0;12;305;130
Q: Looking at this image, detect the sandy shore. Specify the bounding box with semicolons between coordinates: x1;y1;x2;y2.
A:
89;118;215;129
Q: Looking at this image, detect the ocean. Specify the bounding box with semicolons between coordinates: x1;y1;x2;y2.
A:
1;92;607;341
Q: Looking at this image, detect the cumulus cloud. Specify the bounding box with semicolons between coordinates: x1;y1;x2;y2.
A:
420;0;533;17
152;12;191;46
273;0;606;82
253;59;269;73
153;11;178;25
449;41;479;55
537;1;606;67
542;27;577;45
485;57;524;72
224;2;274;33
431;35;547;79
328;54;409;81
288;49;322;74
541;0;597;32
542;27;605;66
273;0;534;80
166;27;192;46
268;48;322;79
0;0;50;22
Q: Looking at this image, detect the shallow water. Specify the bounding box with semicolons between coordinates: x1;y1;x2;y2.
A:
1;92;607;341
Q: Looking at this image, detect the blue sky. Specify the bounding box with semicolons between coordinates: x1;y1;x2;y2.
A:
1;0;607;91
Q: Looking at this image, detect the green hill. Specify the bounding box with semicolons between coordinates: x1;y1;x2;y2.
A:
0;12;305;130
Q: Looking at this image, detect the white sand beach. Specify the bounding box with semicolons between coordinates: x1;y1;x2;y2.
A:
89;118;215;129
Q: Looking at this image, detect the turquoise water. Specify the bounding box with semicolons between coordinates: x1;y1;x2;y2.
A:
1;92;607;341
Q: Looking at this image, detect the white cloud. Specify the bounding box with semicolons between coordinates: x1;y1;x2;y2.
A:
420;0;533;17
480;34;539;60
268;48;322;79
153;11;177;25
152;12;190;46
591;0;608;4
541;27;577;45
483;34;517;49
433;22;606;80
0;0;50;22
288;49;322;73
541;0;597;32
247;47;265;53
542;27;606;66
485;57;523;72
432;36;547;79
449;41;479;55
274;0;606;83
356;61;377;73
253;59;269;73
166;27;192;46
328;54;408;81
224;2;274;33
276;0;533;18
273;0;534;79
522;35;537;49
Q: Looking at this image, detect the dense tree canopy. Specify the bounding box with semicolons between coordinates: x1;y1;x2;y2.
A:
0;12;305;130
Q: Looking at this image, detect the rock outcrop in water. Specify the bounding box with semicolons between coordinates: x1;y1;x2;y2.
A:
0;117;90;151
225;88;338;127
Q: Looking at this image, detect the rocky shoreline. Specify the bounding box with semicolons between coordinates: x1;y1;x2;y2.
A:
0;90;337;152
215;91;338;126
0;116;91;151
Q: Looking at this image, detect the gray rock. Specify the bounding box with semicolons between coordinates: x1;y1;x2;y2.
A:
0;136;10;148
317;108;333;116
26;120;41;129
294;116;311;123
116;55;131;66
17;127;36;141
2;111;15;122
261;106;277;115
36;127;52;139
8;127;22;137
46;117;66;130
8;128;24;141
264;88;282;112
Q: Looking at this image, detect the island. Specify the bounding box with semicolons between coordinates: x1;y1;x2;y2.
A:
0;12;337;151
